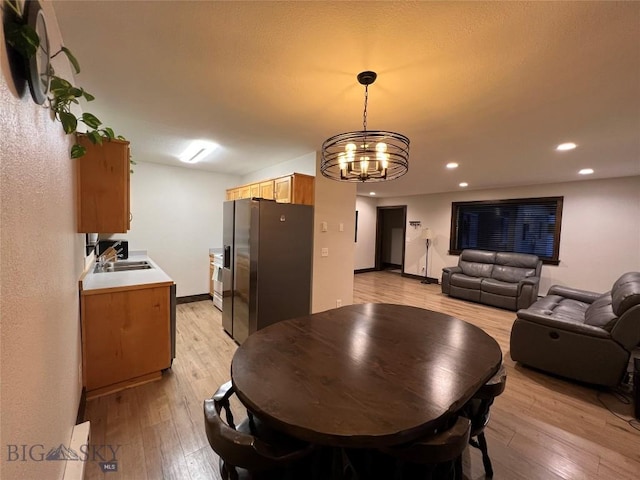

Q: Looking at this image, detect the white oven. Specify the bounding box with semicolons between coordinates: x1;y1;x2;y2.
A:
212;253;223;311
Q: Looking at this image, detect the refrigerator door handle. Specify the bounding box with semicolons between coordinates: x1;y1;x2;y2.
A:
224;245;231;269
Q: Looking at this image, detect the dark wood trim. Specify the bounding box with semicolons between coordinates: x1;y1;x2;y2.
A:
354;268;377;274
177;294;212;304
76;387;87;424
401;272;437;282
421;276;440;284
449;196;564;264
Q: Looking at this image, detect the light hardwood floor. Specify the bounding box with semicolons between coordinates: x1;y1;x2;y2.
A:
84;272;640;479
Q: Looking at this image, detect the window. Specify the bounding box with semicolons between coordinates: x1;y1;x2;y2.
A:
449;197;563;264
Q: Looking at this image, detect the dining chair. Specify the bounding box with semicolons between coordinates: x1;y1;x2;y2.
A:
379;415;472;480
203;381;315;480
461;364;507;478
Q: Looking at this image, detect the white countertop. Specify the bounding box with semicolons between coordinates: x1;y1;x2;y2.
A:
81;254;174;292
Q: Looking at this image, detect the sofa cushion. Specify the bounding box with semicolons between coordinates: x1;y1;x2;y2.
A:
481;278;518;296
584;294;617;332
492;265;536;283
458;250;496;278
495;252;540;269
528;295;589;324
611;272;640;316
450;273;483;289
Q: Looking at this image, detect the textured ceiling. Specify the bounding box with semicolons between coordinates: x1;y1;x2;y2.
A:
52;1;640;197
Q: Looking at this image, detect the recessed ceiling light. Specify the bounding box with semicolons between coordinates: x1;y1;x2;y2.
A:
579;168;594;175
446;162;459;169
556;142;577;151
369;192;376;196
459;182;468;187
179;140;219;163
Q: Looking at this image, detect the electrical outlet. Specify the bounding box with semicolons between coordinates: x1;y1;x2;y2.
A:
336;299;342;307
321;248;329;257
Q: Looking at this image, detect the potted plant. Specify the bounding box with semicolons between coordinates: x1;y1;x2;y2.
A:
3;0;134;168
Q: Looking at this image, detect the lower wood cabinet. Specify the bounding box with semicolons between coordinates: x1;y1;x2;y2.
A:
81;284;172;398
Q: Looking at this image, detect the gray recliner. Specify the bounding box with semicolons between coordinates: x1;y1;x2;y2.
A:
510;272;640;387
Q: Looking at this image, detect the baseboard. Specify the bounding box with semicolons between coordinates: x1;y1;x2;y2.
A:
63;421;90;480
421;276;439;285
177;293;211;304
354;268;377;274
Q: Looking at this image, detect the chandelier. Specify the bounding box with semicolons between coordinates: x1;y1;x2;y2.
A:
321;71;410;182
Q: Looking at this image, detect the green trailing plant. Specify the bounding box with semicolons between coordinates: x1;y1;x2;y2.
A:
3;0;134;165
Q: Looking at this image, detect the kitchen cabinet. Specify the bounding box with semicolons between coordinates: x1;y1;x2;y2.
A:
274;173;314;205
259;180;274;199
225;173;314;206
81;284;172;399
76;136;130;233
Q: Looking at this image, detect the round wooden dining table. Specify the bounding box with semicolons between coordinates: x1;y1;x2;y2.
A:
231;303;502;448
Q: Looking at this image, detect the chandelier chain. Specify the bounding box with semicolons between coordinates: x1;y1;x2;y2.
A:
363;85;368;132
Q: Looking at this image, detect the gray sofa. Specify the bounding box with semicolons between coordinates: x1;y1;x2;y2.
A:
510;272;640;387
441;250;542;310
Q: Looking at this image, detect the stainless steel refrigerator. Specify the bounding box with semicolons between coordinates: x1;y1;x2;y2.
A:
222;198;313;344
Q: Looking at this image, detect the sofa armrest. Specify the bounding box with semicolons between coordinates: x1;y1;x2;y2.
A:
520;276;540;286
516;277;541;309
516;309;610;338
442;266;462;275
610;305;640;351
441;266;462;295
547;285;600;304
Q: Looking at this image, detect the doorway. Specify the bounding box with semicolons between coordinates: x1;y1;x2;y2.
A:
375;206;407;273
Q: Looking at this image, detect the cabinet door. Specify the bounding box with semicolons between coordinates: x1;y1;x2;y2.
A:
76;136;130;233
239;185;251;199
260;180;274;200
82;286;171;392
290;174;315;206
250;183;260;198
274;176;292;203
225;189;234;201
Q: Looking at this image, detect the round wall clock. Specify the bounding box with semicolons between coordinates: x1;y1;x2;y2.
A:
25;0;51;105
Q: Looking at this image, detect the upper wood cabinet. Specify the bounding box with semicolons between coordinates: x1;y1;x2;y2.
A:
226;173;314;206
76;136;130;233
259;180;274;200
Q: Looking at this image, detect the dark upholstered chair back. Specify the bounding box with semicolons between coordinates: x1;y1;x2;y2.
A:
203;381;313;478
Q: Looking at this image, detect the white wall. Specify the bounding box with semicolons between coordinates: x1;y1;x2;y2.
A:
312;153;356;312
1;3;85;478
355;196;377;270
107;161;240;296
241;151;315;184
372;176;640;294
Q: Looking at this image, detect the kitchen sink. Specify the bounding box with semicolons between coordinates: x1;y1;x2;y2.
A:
94;260;154;273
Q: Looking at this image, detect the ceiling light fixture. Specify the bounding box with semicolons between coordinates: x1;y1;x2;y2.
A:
459;182;468;187
369;192;376;196
579;168;594;175
320;71;410;182
556;142;577;151
179;140;218;164
446;162;459;169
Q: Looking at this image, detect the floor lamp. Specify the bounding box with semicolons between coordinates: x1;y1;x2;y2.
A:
420;228;436;284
